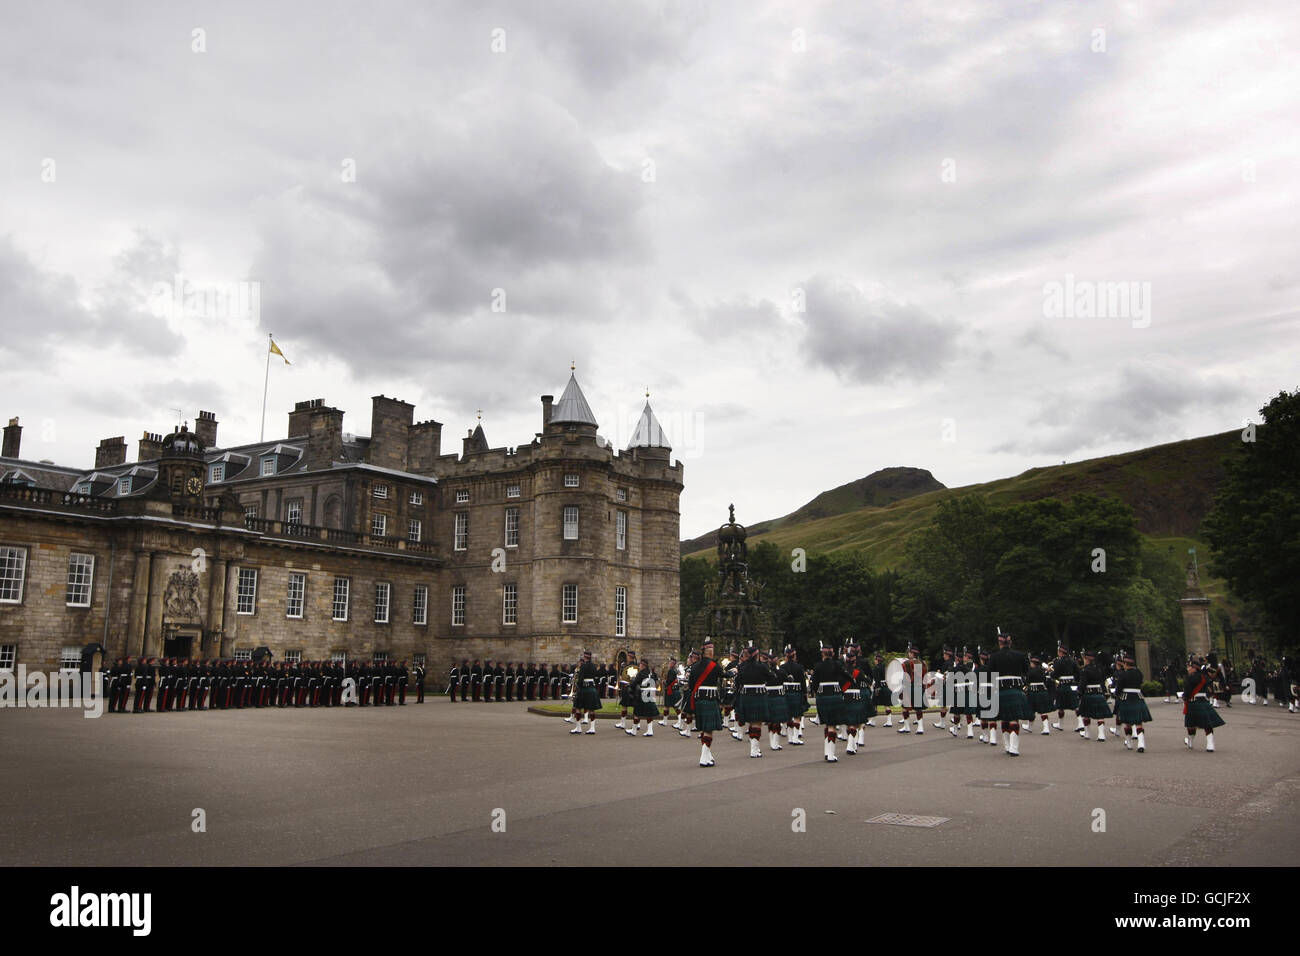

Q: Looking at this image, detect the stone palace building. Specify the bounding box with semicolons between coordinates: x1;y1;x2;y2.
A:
0;372;683;683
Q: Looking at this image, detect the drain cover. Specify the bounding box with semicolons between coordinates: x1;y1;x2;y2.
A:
865;812;949;828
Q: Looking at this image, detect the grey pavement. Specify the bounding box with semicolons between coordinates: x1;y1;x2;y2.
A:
1;696;1296;866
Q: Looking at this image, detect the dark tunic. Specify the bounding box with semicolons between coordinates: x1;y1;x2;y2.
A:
811;658;849;725
688;658;723;732
574;661;602;711
1025;664;1053;714
989;647;1035;721
778;659;808;718
1183;670;1226;730
1078;662;1113;719
1114;667;1153;724
632;665;659;718
1052;655;1081;711
734;659;770;724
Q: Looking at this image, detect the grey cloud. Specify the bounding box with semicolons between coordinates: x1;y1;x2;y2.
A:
798;274;961;383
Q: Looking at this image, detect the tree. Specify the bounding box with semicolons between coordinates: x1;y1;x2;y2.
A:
1203;389;1300;653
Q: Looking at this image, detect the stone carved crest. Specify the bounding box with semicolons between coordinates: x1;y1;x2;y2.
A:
164;567;201;621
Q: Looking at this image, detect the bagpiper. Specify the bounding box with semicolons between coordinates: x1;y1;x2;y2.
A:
688;640;724;766
569;650;601;734
1024;653;1054;735
842;642;870;755
778;645;808;745
659;657;686;731
762;648;788;752
932;645;956;729
1183;657;1225;751
678;650;700;737
614;652;638;729
1077;649;1113;741
949;647;978;738
811;642;849;762
734;644;769;758
897;643;927;734
989;629;1034;756
1050;642;1083;732
1113;650;1151;751
627;658;659;736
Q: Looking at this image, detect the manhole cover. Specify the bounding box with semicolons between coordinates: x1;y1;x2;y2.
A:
966;780;1052;791
865;813;950;828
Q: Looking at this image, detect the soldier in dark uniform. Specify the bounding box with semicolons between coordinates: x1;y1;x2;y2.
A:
677;650;699;737
733;644;770;758
523;662;536;700
569;650;602;734
778;645;807;745
989;631;1034;756
470;659;483;702
1077;649;1113;741
869;652;892;727
948;647;978;738
897;643;927;734
1183;658;1225;750
932;645;957;730
659;657;684;730
514;662;526;701
397;661;409;704
504;662;516;702
719;652;741;739
413;661;426;703
688;640;724;766
614;652;638;729
811;642;849;762
843;643;871;754
1050;642;1083;732
1113;651;1152;751
762;649;788;751
974;646;998;743
1025;653;1053;734
447;660;461;701
133;657;155;713
627;657;659;736
548;663;562;700
493;661;506;702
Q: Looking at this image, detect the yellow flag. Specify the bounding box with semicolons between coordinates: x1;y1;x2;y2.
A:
269;338;290;365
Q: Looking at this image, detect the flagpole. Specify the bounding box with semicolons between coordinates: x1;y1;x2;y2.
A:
260;332;272;442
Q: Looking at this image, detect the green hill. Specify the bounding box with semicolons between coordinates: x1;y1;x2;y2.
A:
682;431;1239;582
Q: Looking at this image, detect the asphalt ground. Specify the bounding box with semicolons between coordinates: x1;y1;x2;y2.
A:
1;694;1295;867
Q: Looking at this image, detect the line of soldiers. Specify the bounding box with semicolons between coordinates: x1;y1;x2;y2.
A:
100;657;425;713
447;659;634;702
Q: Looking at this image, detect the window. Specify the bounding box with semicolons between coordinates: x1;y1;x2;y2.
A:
286;572;306;619
616;487;627;502
506;484;520;499
66;553;95;607
0;546;27;603
454;513;468;551
373;483;388;499
244;505;258;520
210;463;225;483
564;473;579;488
332;577;350;621
0;644;15;671
452;585;465;626
372;513;388;537
503;583;517;625
284;649;302;664
410;490;423;505
74;481;92;495
234;649;252;662
331;651;347;664
236;568;258;615
413;585;428;625
260;457;275;477
504;507;519;547
61;646;81;671
615;586;627;638
563;506;579;540
372;651;390;663
562;584;577;624
286;499;302;524
408;518;422;543
118;476;132;495
616;510;627;551
413;653;426;668
374;582;391;624
456;489;470;503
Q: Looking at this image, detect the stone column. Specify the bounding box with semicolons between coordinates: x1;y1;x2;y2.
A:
1180;562;1212;660
220;561;238;656
1135;638;1151;679
127;550;152;657
208;557;228;655
143;552;166;657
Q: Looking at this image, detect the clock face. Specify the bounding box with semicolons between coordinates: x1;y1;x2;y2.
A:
186;476;203;496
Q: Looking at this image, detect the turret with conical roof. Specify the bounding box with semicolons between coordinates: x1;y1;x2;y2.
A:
627;398;671;453
547;369;598;434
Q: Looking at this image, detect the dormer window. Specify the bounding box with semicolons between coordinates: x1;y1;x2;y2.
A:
373;483;388;499
74;481;92;495
118;477;132;495
210;463;225;483
260;457;276;477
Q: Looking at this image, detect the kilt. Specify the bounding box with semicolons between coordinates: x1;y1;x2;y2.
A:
1115;692;1152;724
951;681;978;716
1054;683;1080;711
815;691;843;726
1184;698;1225;730
785;691;807;718
977;684;999;720
618;682;636;707
735;690;768;724
997;686;1037;722
575;686;602;711
1026;686;1054;714
694;696;723;732
873;684;894;707
841;689;865;725
766;690;789;724
633;694;659;718
664;684;683;709
1078;691;1113;719
862;692;877;719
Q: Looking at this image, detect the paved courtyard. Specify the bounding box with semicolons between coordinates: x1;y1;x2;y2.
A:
1;696;1296;866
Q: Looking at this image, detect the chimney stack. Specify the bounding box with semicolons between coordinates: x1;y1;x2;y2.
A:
194;410;218;448
1;418;20;458
95;437;127;468
304;404;345;471
138;431;164;461
368;395;414;471
407;419;443;472
287;399;323;439
541;395;554;432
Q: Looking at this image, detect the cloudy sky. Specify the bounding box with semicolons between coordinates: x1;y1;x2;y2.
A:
2;0;1296;538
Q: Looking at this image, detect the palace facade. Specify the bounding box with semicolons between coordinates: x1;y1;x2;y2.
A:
0;373;683;682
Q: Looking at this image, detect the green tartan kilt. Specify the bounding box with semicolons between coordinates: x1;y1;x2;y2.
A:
766;692;789;724
1079;692;1113;719
618;684;636;707
694;697;723;732
841;691;865;725
862;693;877;719
664;686;683;709
997;687;1037;721
633;695;659;718
785;691;808;718
951;683;979;715
1054;685;1079;711
575;686;602;711
873;685;894;708
1184;699;1225;730
815;692;843;726
735;692;768;724
1115;693;1152;724
1026;688;1054;714
978;686;999;720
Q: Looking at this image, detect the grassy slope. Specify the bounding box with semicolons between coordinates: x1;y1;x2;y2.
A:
683;432;1238;586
